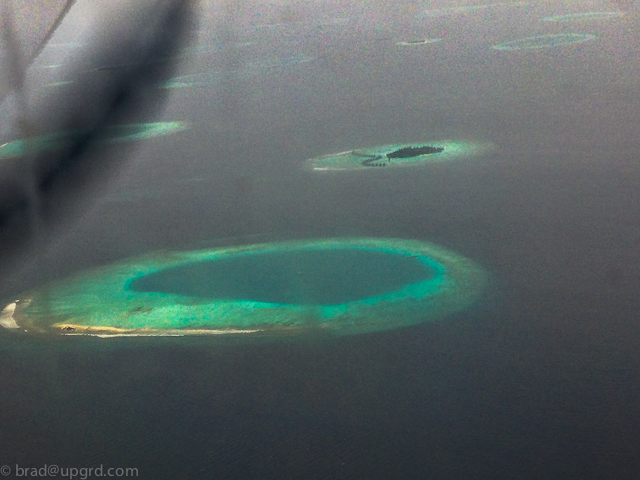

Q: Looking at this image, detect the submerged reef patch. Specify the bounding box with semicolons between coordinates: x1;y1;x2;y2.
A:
0;122;188;159
396;39;442;46
3;238;487;339
542;12;622;22
492;34;597;51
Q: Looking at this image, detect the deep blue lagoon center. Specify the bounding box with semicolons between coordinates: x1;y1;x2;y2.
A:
1;238;487;338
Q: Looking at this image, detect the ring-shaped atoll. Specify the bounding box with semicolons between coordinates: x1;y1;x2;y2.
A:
542;12;622;22
161;56;316;89
396;39;442;46
2;238;487;339
422;2;529;17
306;141;489;171
0;122;188;160
492;34;597;51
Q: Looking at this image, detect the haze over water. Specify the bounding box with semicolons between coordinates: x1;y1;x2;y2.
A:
1;1;640;478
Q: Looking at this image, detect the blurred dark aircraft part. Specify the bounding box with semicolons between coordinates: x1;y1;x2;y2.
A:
0;0;194;274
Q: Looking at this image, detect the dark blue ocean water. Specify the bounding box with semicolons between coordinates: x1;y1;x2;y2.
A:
1;1;640;479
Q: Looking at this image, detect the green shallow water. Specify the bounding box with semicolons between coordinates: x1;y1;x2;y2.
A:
492;34;597;51
306;141;490;171
4;238;487;339
0;122;188;159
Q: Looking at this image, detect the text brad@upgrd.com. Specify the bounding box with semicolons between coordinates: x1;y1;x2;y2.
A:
1;464;138;479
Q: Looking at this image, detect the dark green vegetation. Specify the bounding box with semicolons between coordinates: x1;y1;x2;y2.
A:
386;145;445;159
